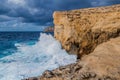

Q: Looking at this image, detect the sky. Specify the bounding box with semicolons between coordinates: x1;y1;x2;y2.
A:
0;0;120;31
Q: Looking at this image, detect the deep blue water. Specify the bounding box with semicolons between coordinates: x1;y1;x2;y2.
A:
0;32;76;80
0;32;53;58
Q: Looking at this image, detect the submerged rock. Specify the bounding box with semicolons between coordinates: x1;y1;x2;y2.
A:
44;26;54;32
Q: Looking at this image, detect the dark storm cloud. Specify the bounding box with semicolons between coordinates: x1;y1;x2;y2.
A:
0;1;10;14
0;0;120;26
22;0;92;25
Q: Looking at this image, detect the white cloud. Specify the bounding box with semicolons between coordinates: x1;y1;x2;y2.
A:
28;8;39;15
91;1;109;6
0;15;11;19
7;0;26;6
0;20;44;31
0;15;15;21
13;23;17;27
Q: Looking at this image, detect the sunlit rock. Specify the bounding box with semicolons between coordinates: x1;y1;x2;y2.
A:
54;4;120;58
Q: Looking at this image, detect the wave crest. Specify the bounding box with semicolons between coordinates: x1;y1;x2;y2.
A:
0;33;77;80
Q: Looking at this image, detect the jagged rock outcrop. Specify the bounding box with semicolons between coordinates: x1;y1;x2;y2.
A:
25;37;120;80
54;4;120;58
44;26;54;32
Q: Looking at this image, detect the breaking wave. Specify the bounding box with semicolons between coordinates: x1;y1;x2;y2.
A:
0;33;77;80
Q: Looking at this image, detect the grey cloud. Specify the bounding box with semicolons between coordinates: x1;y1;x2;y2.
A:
0;0;120;26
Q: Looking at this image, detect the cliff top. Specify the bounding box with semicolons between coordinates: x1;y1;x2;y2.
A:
54;4;120;15
26;4;120;80
54;4;120;58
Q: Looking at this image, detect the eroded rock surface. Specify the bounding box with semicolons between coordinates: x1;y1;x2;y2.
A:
25;4;120;80
54;4;120;58
81;37;120;79
26;37;120;80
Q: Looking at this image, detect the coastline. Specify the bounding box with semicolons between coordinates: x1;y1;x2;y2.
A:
25;4;120;80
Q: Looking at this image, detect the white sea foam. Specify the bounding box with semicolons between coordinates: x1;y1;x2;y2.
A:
0;33;77;80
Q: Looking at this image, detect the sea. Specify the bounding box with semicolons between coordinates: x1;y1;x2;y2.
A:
0;32;77;80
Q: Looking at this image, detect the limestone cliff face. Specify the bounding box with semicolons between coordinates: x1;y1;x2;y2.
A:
25;5;120;80
54;4;120;58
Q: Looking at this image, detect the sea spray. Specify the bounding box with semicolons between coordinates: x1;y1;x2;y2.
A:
0;33;77;80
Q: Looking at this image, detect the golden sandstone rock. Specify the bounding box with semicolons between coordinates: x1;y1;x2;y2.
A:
54;4;120;58
38;37;120;80
81;37;120;79
25;4;120;80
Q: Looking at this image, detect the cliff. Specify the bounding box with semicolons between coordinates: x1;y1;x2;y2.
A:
25;4;120;80
54;4;120;58
39;37;120;80
25;37;120;80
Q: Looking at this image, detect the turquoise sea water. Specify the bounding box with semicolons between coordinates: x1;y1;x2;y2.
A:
0;32;41;58
0;32;76;80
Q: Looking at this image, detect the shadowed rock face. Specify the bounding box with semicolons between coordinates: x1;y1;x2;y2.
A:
54;4;120;58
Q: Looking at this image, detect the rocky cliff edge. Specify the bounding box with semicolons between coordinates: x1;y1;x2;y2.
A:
25;4;120;80
54;4;120;58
